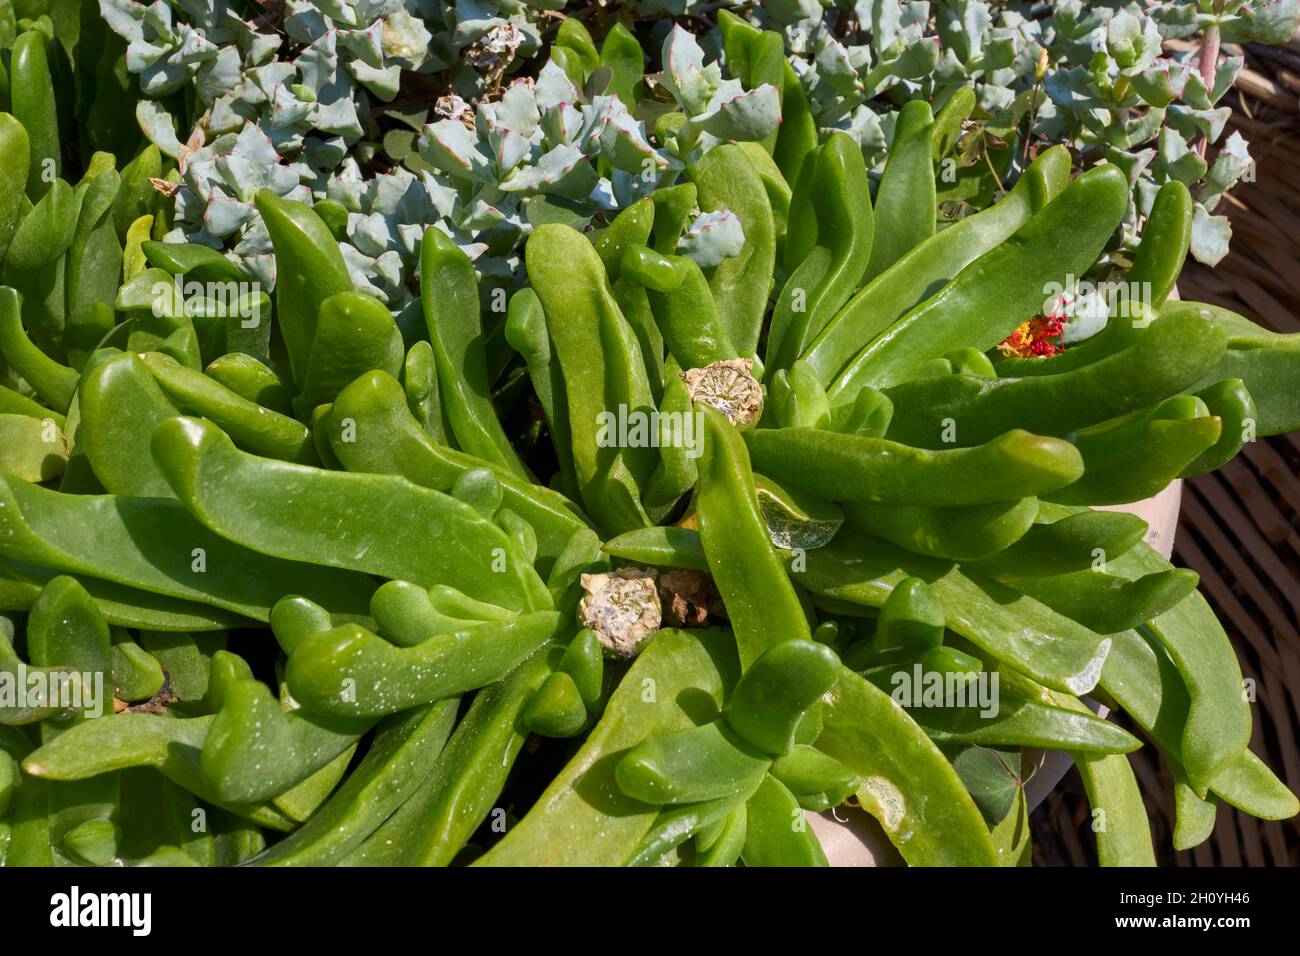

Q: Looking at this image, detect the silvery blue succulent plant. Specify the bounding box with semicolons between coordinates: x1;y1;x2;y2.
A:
417;28;777;216
104;0;535;285
106;2;776;304
745;0;1299;265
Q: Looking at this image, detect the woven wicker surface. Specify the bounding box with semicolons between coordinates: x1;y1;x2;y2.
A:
1031;38;1300;867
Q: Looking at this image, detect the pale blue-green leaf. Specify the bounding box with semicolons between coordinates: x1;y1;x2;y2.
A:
1200;130;1251;208
284;0;328;43
490;127;532;173
313;91;365;140
196;45;242;103
815;35;862;96
1166;104;1231;146
661;24;721;116
204;196;255;238
1190;203;1232;266
536;60;579;111
137;100;185;158
1220;0;1300;44
599;108;667;173
380;11;432;68
1209;56;1244;105
352;61;402;102
269;83;315;128
340;23;384;70
499;144;588;192
678;208;745;268
694;84;782;142
1158;126;1209;184
101;0;146;41
351;212;393;258
1129;60;1188;108
492;80;541;136
419;119;490;181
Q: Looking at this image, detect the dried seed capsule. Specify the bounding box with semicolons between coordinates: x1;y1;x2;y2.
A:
578;568;661;658
681;358;763;427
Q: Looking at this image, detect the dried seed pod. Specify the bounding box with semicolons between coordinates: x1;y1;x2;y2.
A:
578;568;662;658
681;358;763;427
